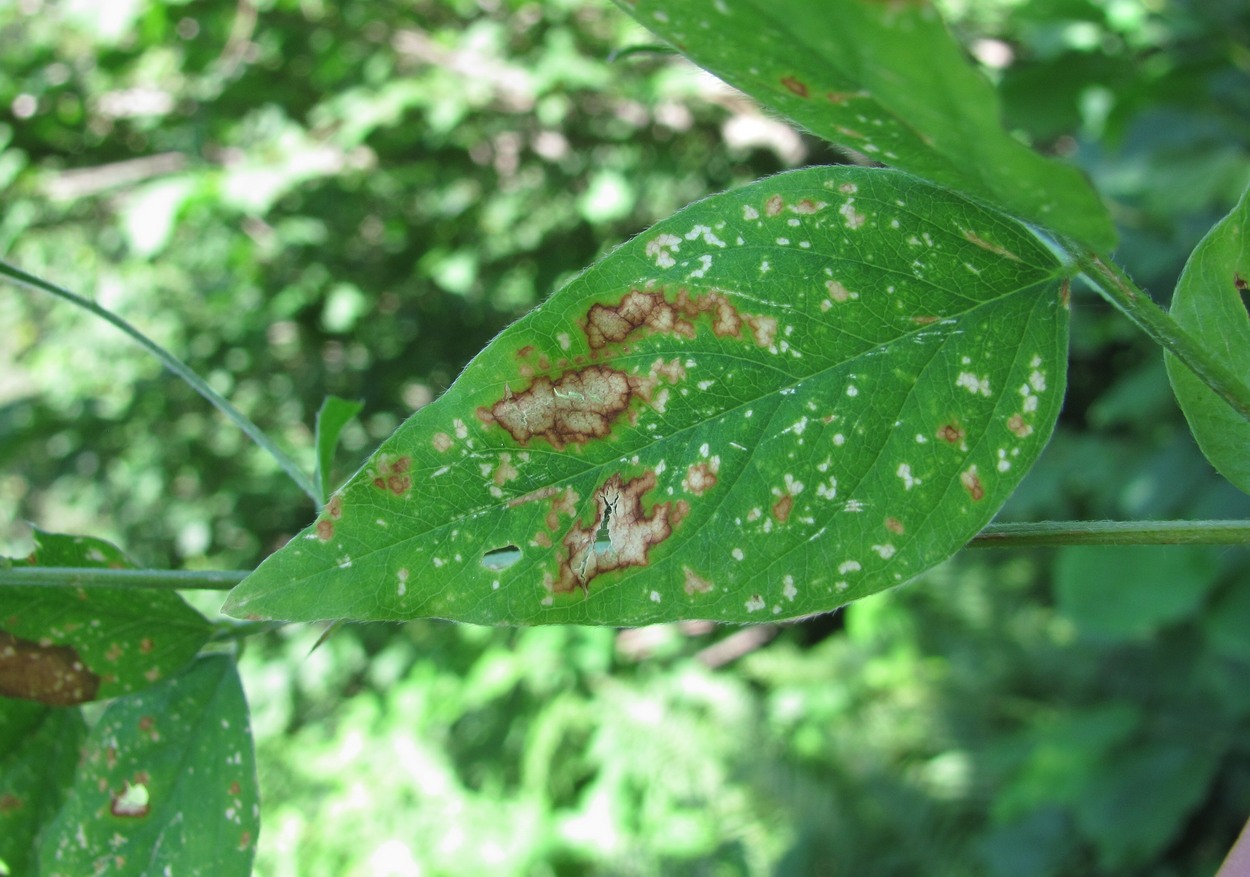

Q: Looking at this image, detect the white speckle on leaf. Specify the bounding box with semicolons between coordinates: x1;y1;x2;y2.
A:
760;260;771;274
557;332;572;351
743;204;759;220
1030;370;1047;392
732;547;745;561
833;433;846;446
776;237;790;246
956;372;992;396
746;595;766;612
838;560;861;575
817;477;838;500
1024;395;1039;413
897;463;921;490
846;385;858;397
746;507;762;522
784;473;805;494
783;575;798;601
915;433;928;444
872;543;896;559
840;200;866;229
454;418;469;439
650;590;662;603
646;233;681;268
685;224;727;247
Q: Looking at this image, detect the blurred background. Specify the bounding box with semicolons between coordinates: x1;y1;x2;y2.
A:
2;0;1249;873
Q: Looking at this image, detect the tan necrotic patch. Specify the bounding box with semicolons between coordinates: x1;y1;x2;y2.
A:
0;629;101;705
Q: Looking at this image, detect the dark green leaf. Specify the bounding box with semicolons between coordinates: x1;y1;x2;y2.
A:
1165;185;1250;496
314;395;365;505
226;166;1068;625
1054;545;1220;641
0;530;212;704
0;699;85;877
38;654;259;877
614;0;1115;252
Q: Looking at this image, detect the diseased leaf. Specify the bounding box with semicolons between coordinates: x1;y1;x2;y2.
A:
1165;185;1250;496
0;530;212;704
38;654;259;877
0;699;85;877
225;166;1069;626
615;0;1115;252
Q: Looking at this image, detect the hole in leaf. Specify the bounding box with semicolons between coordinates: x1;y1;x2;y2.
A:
482;545;521;570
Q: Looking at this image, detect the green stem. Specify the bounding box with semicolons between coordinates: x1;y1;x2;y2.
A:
0;566;245;591
0;259;320;504
2;521;1247;593
970;520;1250;548
1078;252;1250;423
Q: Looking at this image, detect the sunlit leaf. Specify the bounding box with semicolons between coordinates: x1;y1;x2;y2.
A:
0;530;212;704
38;654;259;877
1165;185;1250;496
0;699;85;877
615;0;1115;252
225;166;1069;626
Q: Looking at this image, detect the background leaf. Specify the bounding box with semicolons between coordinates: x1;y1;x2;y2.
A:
226;166;1069;626
614;0;1116;251
314;395;364;505
1165;185;1250;496
0;699;85;877
0;530;212;704
38;654;259;877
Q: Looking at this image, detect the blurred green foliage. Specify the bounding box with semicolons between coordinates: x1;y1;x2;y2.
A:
2;0;1249;874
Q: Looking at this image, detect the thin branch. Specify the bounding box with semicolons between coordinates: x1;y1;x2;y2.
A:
971;520;1250;548
0;567;245;591
0;259;320;504
1079;252;1250;423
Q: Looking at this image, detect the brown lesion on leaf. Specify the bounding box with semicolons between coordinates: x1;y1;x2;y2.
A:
683;566;713;595
0;794;21;813
582;287;775;352
432;432;454;452
0;630;101;705
772;493;794;523
937;421;965;444
327;495;343;519
315;520;335;542
492;453;519;486
554;471;674;594
911;315;940;325
1007;413;1033;438
481;366;642;449
369;453;412;497
780;75;809;98
885;517;905;535
960;466;986;501
682;459;719;496
1060;278;1071;309
962;229;1021;262
765;194;785;217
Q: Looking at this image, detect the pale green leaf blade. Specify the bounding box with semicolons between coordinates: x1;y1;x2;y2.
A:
0;700;85;877
38;655;259;877
616;0;1115;251
314;395;364;504
224;166;1068;626
1165;185;1250;495
0;530;212;704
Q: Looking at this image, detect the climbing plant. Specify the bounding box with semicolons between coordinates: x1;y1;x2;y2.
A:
2;0;1248;874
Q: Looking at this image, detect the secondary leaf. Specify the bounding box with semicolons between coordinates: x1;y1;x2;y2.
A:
226;167;1069;625
0;699;85;877
1165;185;1250;496
314;395;365;505
0;530;212;704
38;654;259;877
615;0;1115;252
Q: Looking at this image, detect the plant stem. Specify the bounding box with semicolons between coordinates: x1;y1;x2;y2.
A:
2;520;1247;593
0;566;245;591
0;259;320;504
970;520;1250;548
1078;251;1250;423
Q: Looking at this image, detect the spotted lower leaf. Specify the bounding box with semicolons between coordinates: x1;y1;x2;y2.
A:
615;0;1115;252
37;655;259;877
224;166;1068;625
1165;184;1250;496
0;530;212;704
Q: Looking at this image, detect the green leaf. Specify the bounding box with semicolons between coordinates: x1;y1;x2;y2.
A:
314;395;365;505
38;654;259;877
615;0;1115;252
0;530;212;705
1054;545;1221;642
1164;185;1250;496
0;699;85;877
225;166;1068;626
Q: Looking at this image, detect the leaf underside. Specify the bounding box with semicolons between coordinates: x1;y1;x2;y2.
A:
225;167;1069;626
615;0;1116;252
1165;185;1250;496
